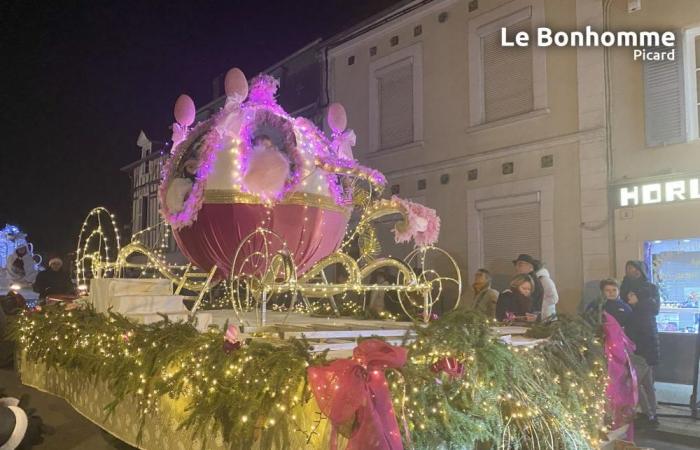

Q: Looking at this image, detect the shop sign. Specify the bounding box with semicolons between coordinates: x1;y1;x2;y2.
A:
617;177;700;207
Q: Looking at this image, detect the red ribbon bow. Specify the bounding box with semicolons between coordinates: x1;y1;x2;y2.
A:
307;339;408;450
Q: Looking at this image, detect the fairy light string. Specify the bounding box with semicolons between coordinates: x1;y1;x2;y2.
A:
12;307;606;449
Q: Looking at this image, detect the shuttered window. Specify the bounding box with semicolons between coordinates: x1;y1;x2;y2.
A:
481;203;540;290
644;34;686;147
482;18;534;123
141;197;149;233
378;61;414;149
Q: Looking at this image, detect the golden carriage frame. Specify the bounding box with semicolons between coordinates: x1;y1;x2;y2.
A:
75;195;462;327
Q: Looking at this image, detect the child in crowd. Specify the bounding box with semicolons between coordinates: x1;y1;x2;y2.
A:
599;278;632;327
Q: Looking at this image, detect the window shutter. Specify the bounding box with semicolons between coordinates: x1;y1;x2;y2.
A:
141;197;149;233
481;203;540;290
644;35;686;147
482;18;534;122
378;62;414;149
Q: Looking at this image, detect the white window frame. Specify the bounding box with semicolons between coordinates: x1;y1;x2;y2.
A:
369;43;424;152
683;26;700;141
467;0;547;127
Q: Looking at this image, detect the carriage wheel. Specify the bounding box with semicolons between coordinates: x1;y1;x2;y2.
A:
229;229;296;325
397;246;462;322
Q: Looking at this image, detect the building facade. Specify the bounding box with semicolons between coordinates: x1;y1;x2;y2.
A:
326;0;700;314
608;0;700;277
325;0;620;313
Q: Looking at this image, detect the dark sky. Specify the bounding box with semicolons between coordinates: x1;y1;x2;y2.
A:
0;0;400;258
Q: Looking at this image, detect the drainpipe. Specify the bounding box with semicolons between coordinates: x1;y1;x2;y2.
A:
603;0;617;276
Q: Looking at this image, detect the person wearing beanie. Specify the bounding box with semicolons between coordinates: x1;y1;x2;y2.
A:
32;257;75;301
620;260;660;427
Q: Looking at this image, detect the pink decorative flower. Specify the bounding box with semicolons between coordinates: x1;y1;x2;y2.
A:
392;196;441;247
430;357;465;380
223;324;242;353
504;312;516;323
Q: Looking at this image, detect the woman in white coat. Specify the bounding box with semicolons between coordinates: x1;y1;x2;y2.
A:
536;266;559;319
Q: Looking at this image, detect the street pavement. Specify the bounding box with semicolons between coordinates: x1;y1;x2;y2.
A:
1;367;133;450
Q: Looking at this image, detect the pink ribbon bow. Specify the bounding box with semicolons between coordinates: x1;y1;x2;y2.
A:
307;339;408;450
331;129;357;160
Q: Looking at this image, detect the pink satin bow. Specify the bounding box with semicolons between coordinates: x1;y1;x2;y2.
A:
307;339;408;450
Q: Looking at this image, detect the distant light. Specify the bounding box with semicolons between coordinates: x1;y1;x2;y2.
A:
654;240;662;244
10;284;21;291
683;239;691;243
78;284;88;292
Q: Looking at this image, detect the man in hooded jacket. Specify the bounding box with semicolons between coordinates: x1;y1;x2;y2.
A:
620;260;660;426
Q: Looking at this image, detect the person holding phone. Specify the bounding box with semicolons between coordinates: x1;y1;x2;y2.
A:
496;274;537;322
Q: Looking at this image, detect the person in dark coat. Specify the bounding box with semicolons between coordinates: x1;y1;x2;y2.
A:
513;254;544;315
620;260;660;426
32;257;75;300
496;274;536;321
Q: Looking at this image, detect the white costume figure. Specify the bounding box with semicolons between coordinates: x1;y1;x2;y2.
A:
242;136;290;200
6;245;37;284
165;159;198;214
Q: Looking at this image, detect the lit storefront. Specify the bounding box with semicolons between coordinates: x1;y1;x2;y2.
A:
613;174;700;416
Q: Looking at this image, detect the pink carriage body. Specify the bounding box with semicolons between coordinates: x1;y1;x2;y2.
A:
173;202;349;279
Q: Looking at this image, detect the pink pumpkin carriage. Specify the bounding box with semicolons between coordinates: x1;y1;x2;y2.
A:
154;68;460;323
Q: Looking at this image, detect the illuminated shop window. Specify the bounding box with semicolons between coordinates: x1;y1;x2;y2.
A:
645;237;700;334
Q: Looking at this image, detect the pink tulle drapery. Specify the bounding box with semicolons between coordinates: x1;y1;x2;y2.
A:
603;311;638;440
173;203;348;279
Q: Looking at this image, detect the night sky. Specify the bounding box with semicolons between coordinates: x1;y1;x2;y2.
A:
0;0;401;259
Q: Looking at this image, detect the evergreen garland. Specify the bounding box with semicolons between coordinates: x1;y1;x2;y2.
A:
12;306;326;449
10;307;605;449
393;311;606;449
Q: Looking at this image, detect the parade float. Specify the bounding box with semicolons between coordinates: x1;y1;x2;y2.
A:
0;224;42;299
11;68;616;449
